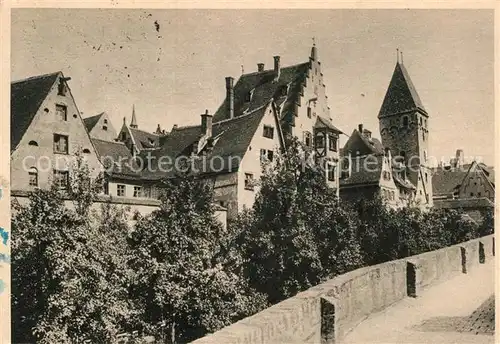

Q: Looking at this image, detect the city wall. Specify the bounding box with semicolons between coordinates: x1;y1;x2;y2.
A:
191;234;495;344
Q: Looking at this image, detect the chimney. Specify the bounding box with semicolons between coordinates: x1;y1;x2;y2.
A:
201;109;213;138
257;63;265;72
358;124;363;133
225;76;234;119
155;124;162;134
273;56;281;80
455;149;464;168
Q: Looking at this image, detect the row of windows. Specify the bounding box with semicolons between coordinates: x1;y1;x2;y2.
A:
398;115;427;128
28;168;68;189
303;132;338;151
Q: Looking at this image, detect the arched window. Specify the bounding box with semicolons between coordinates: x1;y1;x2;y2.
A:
28;167;38;187
402;116;409;127
83;148;91;154
28;140;39;146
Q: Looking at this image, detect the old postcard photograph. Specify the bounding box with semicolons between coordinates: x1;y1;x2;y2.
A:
1;3;497;343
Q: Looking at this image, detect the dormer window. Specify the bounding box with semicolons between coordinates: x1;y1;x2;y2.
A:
245;89;254;102
280;85;288;96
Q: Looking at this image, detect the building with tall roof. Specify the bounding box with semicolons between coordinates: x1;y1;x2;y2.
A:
83;112;118;142
211;43;343;196
378;55;433;207
10;71;102;191
339;124;416;207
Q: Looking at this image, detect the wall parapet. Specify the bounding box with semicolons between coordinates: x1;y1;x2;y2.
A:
190;234;494;344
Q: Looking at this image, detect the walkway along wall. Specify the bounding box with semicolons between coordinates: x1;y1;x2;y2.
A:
190;234;495;344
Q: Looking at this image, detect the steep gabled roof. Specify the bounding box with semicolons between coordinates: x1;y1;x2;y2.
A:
342;129;385;157
378;62;427;118
432;168;468;196
143;104;270;180
91;138;141;178
83;112;104;132
212;62;311;123
11;72;60;151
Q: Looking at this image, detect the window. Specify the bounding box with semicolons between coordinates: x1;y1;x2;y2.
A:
391;191;395;201
422;131;425;141
121;132;126;140
423;150;428;162
419;117;422;126
280;85;288;96
53;134;69;154
470;192;474;197
402;116;409;127
328;134;337;152
56;104;67;121
304;131;312;147
104;119;108;124
307;107;312;118
315;134;325;149
53;170;69;190
245;90;254;102
425;173;428;183
425;119;427;127
83;148;91;154
327;163;336;181
478;192;482;197
117;184;126;197
244;173;254;190
103;181;109;195
28;167;38;187
28;140;39;146
260;149;274;163
263;126;274;139
103;125;108;131
133;186;142;198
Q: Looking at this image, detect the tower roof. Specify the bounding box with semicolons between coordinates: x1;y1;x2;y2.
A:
130;104;138;128
378;61;427;118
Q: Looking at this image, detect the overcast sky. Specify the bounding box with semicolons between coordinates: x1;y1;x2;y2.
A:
11;9;494;166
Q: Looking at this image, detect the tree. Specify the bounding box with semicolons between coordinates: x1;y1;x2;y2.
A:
236;138;363;304
128;172;266;343
12;150;137;343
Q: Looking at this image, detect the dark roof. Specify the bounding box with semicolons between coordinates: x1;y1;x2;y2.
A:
432;168;468;196
378;62;426;118
340;154;383;187
315;116;342;133
393;172;416;190
129;127;161;150
91;138;141;178
212;62;312;124
83;113;104;132
143;105;269;180
11;72;60;151
434;197;494;210
342;129;385;157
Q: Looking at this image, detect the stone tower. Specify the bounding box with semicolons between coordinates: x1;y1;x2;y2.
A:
378;55;433;207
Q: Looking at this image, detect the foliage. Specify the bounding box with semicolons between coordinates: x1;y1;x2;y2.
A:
128;173;267;343
12;152;136;343
235;138;363;304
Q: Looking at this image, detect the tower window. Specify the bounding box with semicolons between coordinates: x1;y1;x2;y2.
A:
402;116;409;128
